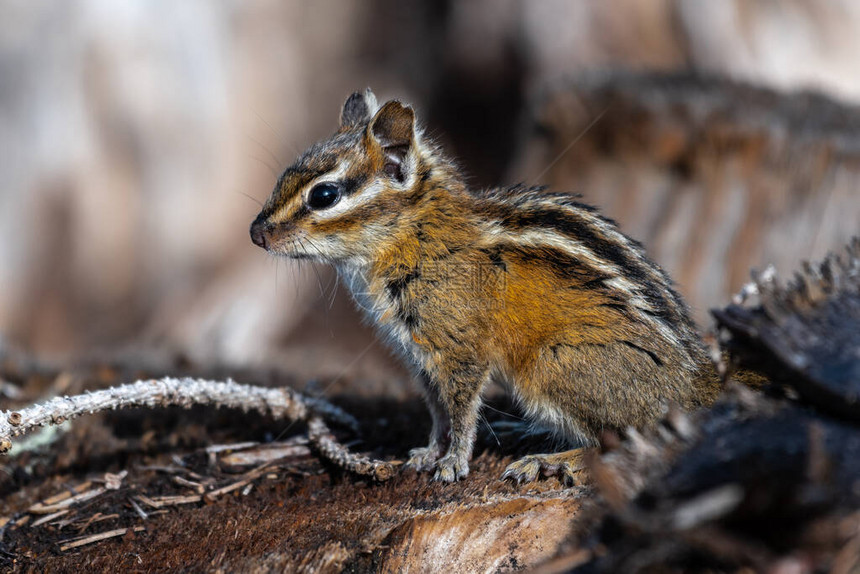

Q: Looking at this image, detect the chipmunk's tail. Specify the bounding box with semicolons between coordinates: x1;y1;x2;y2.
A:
692;355;770;407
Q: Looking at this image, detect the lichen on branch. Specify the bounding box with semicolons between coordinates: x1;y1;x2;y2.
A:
0;377;396;480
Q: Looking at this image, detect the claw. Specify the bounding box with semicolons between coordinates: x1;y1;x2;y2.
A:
433;452;469;482
501;457;541;484
406;445;442;472
502;449;588;487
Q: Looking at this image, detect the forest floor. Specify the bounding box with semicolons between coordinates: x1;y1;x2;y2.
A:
0;353;586;572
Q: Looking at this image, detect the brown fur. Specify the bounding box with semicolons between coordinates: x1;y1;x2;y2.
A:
250;89;716;483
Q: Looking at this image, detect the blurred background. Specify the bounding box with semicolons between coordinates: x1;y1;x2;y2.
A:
1;0;859;392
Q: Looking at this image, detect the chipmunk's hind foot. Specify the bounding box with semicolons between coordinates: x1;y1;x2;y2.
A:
502;449;589;487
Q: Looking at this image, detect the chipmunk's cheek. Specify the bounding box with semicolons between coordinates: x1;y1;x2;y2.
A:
267;238;296;257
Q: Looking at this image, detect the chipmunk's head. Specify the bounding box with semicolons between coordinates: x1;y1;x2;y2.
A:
250;89;428;264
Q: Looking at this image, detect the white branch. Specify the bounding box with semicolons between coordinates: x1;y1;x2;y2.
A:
0;377;398;480
307;417;399;481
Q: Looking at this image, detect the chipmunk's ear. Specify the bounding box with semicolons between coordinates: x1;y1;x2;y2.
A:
368;100;415;182
341;89;378;128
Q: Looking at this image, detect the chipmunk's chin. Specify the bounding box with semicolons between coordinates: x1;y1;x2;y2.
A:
273;245;337;264
268;236;357;265
263;236;316;261
272;246;319;261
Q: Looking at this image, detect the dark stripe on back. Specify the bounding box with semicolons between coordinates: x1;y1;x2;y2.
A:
621;340;664;366
494;204;684;325
497;243;612;286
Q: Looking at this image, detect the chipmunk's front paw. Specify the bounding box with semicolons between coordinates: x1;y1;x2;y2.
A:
502;449;587;487
433;452;469;482
406;445;443;472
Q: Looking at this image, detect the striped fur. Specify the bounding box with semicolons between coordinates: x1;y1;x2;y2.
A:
250;90;715;482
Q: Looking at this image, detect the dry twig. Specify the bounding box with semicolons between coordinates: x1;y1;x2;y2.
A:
59;526;145;551
0;377;395;479
307;417;399;481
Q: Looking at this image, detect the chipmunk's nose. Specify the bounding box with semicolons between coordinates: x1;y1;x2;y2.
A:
250;217;271;250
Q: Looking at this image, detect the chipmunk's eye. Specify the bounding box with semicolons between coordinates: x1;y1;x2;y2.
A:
307;182;341;210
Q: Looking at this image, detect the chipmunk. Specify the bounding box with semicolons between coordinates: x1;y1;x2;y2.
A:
250;89;719;484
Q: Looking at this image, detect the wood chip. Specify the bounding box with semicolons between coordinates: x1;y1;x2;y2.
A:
75;512;121;534
60;526;145;551
89;514;119;524
205;441;259;454
41;481;92;506
54;517;77;529
240;462;275;480
205;479;250;500
29;487;106;514
31;509;69;527
172;476;205;494
102;470;128;490
135;494;201;509
204;461;273;501
129;498;148;520
135;494;159;509
220;443;312;470
153;495;201;506
75;512;103;534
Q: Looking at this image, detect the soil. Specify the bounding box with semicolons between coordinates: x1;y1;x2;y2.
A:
0;354;585;573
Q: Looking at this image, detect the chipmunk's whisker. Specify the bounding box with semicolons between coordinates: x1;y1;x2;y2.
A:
533;105;609;182
300;237;327;299
235;189;263;207
246;153;280;180
253;109;301;157
245;132;284;169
